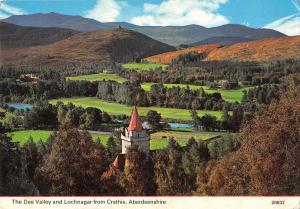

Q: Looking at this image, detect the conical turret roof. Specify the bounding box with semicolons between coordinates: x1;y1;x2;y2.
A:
128;106;143;132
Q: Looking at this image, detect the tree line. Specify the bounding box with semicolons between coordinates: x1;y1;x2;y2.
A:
96;81;225;110
0;78;299;196
119;59;300;86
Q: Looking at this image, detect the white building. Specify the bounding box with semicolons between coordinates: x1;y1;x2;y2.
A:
121;106;150;154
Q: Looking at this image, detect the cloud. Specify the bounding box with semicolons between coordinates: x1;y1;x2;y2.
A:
292;0;300;11
0;1;26;19
263;0;300;36
130;0;229;27
264;14;300;36
85;0;121;22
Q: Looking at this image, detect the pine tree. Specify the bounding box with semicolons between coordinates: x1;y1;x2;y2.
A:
22;136;39;181
35;127;108;195
119;145;155;195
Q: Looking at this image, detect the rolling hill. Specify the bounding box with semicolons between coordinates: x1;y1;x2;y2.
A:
145;36;300;63
206;36;300;61
146;44;220;64
0;28;176;67
0;21;78;49
3;13;286;46
191;36;253;46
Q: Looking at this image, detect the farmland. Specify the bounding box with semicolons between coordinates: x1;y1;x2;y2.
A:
150;130;229;150
8;129;229;150
122;62;168;71
9;130;53;144
49;97;224;120
66;73;127;83
66;72;250;103
8;130;111;145
141;83;251;103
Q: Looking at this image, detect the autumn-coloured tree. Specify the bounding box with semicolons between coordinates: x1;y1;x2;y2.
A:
202;82;300;195
154;139;191;195
35;127;108;195
100;166;125;195
0;134;38;195
119;145;155;195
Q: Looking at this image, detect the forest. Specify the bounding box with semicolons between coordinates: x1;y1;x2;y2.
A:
0;55;299;195
0;79;299;195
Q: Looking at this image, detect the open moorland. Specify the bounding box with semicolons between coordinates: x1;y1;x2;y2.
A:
145;36;300;63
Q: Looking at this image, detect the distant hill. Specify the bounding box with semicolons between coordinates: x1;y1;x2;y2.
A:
206;36;300;62
146;44;220;64
191;36;253;46
146;36;300;63
2;13;286;46
0;21;78;49
0;28;176;67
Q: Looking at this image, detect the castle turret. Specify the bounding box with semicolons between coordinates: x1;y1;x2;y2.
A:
121;106;150;154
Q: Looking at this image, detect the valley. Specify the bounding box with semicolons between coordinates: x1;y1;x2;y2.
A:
49;97;224;121
0;10;299;197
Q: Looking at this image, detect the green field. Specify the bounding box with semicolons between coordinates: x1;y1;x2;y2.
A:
150;130;225;150
50;97;223;121
66;73;127;83
9;130;53;144
122;63;168;71
141;83;250;103
8;129;227;150
66;72;249;103
9;130;110;145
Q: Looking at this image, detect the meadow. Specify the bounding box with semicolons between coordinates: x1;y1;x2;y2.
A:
66;72;249;103
141;83;250;103
8;129;227;150
66;73;127;83
122;63;168;71
8;130;110;145
49;97;224;121
150;130;228;150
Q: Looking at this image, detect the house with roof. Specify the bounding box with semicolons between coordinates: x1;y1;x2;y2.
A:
113;106;150;170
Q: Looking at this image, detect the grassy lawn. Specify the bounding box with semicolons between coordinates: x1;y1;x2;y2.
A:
150;130;228;150
141;83;251;103
92;134;111;147
9;130;53;144
8;130;111;146
66;73;127;83
122;63;168;71
8;129;229;150
50;97;223;121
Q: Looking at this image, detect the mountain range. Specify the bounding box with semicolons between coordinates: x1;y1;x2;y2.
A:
146;36;300;63
2;12;286;46
0;26;175;67
0;21;78;49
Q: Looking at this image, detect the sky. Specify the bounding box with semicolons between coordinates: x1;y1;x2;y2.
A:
0;0;299;35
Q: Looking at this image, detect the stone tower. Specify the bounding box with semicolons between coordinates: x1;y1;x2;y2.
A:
121;106;150;154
